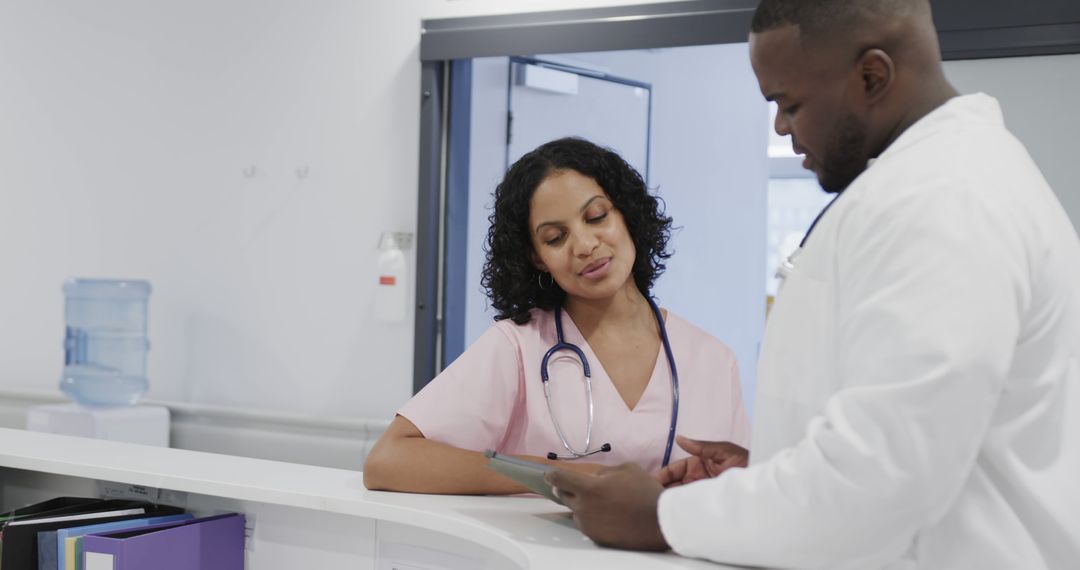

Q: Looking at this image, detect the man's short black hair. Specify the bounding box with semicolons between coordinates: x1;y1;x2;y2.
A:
751;0;922;39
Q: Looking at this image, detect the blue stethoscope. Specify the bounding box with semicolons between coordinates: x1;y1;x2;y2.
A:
541;296;680;467
776;193;842;280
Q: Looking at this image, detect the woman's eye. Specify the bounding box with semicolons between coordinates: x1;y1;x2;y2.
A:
586;212;608;223
543;234;564;246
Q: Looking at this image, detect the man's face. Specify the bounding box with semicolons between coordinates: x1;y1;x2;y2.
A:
750;26;870;193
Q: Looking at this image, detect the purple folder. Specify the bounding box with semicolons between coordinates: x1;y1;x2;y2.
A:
80;513;244;570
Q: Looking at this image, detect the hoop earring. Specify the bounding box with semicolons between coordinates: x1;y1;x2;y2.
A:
537;272;554;290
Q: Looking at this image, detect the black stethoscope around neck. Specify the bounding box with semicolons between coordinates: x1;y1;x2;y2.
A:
540;296;680;468
777;192;843;280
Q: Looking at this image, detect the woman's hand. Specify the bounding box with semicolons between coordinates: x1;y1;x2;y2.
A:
656;436;748;487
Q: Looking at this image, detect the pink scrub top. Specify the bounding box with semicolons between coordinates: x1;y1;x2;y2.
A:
398;307;751;474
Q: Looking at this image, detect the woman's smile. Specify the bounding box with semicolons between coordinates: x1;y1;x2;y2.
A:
580;257;613;280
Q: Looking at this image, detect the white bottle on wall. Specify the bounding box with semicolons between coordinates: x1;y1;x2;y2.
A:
375;233;407;323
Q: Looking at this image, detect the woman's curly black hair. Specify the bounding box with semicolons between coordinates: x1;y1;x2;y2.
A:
481;137;673;325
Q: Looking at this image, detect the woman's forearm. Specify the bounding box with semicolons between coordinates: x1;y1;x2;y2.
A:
364;434;531;494
363;417;603;494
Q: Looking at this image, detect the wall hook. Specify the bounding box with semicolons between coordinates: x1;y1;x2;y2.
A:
296;165;309;180
242;165;257;179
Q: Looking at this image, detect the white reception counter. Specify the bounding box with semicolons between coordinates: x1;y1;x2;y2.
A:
0;428;736;569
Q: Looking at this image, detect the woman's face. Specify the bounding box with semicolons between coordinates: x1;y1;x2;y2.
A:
528;169;637;301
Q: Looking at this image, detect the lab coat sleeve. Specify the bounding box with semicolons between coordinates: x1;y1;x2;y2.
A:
658;182;1027;568
397;324;524;451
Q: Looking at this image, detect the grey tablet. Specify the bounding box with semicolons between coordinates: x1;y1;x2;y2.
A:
484;450;563;505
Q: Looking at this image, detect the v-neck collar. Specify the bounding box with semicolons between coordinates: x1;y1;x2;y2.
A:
557;307;668;413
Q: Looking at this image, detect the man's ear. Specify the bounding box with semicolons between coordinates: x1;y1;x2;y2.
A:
857;48;894;105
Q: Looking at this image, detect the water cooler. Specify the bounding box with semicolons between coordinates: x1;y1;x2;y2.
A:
26;278;168;446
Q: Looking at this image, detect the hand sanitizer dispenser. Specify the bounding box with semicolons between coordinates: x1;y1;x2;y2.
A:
375;233;408;323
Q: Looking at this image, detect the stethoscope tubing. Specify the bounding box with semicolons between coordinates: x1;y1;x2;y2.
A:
778;192;843;280
541;296;680;467
653;298;680;468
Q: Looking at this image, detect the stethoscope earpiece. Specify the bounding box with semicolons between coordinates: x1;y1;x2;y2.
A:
546;443;612;461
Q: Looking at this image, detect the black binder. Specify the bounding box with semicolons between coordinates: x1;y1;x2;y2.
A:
0;497;100;524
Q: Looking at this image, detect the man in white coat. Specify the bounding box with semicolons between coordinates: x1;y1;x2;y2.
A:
547;0;1080;568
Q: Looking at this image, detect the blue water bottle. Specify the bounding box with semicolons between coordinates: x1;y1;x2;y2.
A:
60;278;151;407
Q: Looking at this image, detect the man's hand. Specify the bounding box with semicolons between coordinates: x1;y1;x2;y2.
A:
657;436;748;488
545;463;669;551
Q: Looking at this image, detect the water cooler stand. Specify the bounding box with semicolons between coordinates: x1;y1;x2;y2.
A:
25;403;169;447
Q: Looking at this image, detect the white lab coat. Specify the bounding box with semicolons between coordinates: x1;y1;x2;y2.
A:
658;94;1080;569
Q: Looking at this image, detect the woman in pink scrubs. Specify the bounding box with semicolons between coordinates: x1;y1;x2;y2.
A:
364;138;750;494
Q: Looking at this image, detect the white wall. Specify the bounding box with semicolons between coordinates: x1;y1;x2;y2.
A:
0;0;1075;427
0;1;421;419
944;53;1080;229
